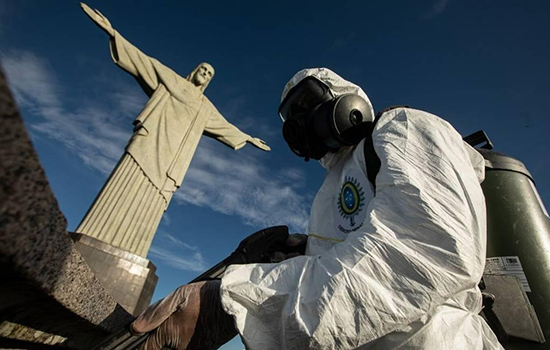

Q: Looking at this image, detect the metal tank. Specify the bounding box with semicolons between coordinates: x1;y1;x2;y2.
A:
465;131;550;348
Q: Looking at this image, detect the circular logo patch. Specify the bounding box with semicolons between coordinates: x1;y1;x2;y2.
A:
336;169;370;233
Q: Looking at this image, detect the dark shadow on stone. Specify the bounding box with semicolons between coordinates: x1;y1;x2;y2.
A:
0;337;66;350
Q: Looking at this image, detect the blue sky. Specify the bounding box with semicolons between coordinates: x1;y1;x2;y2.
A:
1;1;549;348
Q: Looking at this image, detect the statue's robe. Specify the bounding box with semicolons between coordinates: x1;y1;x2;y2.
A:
76;31;251;257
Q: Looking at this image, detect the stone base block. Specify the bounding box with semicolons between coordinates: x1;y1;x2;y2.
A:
70;233;158;316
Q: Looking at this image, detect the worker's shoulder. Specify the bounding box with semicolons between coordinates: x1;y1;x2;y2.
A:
376;106;456;132
375;105;411;119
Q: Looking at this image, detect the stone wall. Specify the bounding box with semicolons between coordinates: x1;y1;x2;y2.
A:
0;64;133;349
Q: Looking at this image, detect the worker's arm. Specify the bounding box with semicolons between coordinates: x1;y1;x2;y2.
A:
220;108;487;349
132;280;236;350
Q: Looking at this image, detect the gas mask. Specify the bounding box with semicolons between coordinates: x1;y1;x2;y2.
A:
279;77;374;161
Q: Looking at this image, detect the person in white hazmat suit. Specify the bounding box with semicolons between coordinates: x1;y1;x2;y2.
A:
130;68;503;350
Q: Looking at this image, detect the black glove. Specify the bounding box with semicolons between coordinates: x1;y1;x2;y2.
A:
270;233;308;263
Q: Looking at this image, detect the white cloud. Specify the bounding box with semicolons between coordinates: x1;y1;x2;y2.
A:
278;167;306;187
161;213;171;226
175;138;310;232
158;230;199;251
1;49;145;175
147;230;207;272
3;50;60;108
422;0;450;20
149;246;207;272
2;48;311;233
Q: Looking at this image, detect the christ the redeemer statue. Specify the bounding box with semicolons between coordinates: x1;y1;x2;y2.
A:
76;3;270;258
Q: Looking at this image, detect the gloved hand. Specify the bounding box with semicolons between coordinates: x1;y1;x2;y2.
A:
270;233;308;263
132;280;237;350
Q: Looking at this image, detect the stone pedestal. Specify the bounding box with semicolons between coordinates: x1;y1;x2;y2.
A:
71;233;158;316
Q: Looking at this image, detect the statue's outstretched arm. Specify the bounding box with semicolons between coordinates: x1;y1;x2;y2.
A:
80;3;114;37
247;137;270;151
204;110;270;152
81;3;176;95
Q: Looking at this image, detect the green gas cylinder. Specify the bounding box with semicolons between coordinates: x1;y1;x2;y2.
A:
475;142;550;348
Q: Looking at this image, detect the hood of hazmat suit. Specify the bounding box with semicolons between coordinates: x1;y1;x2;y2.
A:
220;68;502;349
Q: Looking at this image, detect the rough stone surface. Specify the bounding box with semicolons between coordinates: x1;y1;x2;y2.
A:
0;64;133;348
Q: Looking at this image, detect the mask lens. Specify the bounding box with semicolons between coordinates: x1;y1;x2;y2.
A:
278;78;332;121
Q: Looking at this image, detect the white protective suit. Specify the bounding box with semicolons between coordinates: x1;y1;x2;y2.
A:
220;68;503;349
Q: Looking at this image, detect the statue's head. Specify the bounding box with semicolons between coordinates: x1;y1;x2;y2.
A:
187;62;215;92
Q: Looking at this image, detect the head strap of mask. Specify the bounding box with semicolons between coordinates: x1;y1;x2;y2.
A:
279;77;375;161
